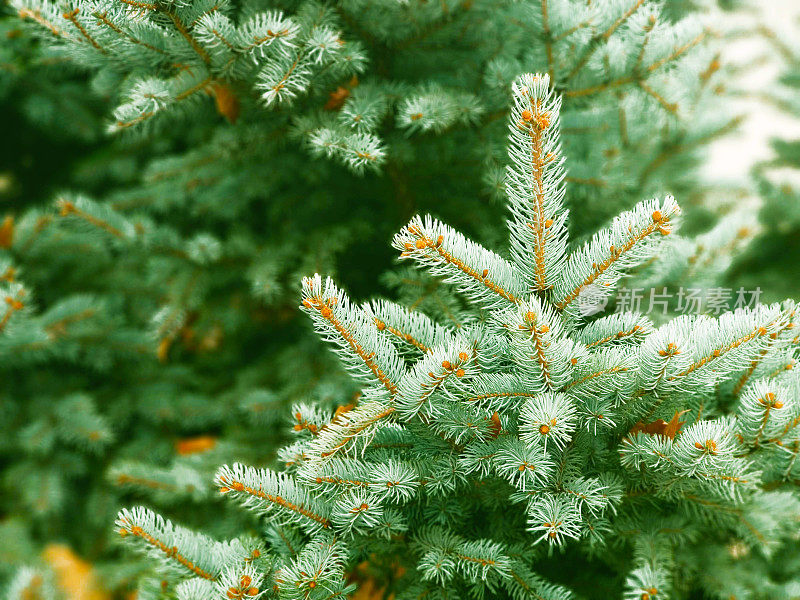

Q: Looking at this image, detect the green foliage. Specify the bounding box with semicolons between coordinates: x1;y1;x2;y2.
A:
731;24;800;304
2;0;739;576
101;73;800;600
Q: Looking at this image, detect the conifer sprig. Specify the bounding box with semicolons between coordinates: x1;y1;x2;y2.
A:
301;274;403;400
506;73;568;291
116;507;243;580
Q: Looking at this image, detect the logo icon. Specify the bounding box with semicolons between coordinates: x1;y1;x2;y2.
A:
576;283;608;317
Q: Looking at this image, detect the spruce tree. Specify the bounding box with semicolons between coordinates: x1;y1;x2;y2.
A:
93;73;800;600
10;5;785;600
2;1;739;580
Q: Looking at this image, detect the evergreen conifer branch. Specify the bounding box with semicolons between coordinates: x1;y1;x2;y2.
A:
393;215;525;310
130;71;795;599
578;313;652;349
506;72;567;292
306;401;396;459
501;296;574;391
216;464;332;533
116;507;237;580
301;275;403;399
394;333;479;419
6;1;780;596
363;298;454;356
553;196;680;318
